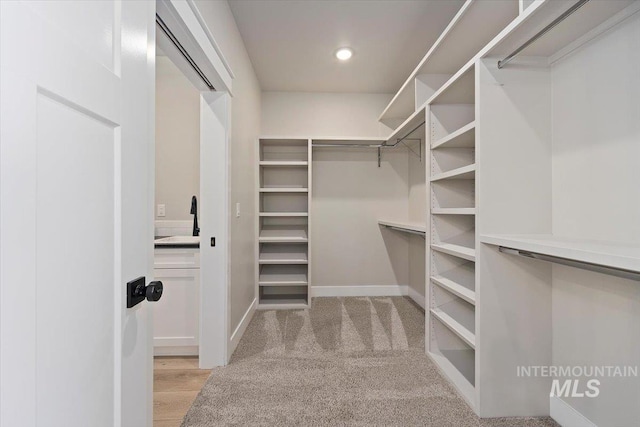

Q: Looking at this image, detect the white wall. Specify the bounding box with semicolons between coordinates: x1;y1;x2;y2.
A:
155;56;200;222
550;12;640;426
262;92;422;292
193;0;261;336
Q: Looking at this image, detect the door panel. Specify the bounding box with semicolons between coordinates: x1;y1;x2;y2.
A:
0;1;153;426
36;92;116;426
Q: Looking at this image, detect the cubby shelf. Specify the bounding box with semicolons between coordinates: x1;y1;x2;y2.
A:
259;161;308;167
259;212;308;217
258;300;308;310
431;274;475;305
431;164;475;182
259;188;308;193
432;121;475;149
431;307;476;349
432;208;476;215
428;63;475;105
431;243;476;262
428;350;476;405
258;226;308;243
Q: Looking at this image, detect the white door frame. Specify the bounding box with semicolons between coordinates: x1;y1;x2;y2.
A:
155;0;233;368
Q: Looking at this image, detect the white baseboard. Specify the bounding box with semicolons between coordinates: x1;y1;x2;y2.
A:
154;345;198;357
312;285;408;298
228;298;256;359
550;396;597;427
407;286;425;309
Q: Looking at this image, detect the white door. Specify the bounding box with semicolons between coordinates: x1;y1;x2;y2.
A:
0;2;155;426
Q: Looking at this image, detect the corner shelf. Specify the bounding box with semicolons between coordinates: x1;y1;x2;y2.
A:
430;164;476;182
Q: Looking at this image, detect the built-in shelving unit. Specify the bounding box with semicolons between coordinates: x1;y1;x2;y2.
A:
427;59;477;409
256;138;311;308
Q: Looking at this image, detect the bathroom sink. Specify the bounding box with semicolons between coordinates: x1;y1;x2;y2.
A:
154;236;200;247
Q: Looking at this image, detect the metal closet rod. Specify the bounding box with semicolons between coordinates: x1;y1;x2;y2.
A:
499;247;640;281
497;0;590;69
383;121;426;148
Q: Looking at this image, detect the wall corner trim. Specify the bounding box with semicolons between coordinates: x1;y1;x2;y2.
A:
550;396;598;427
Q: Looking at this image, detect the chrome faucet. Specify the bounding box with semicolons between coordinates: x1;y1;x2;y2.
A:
190;195;200;237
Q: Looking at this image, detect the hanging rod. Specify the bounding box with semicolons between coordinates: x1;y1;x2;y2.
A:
382;225;426;238
497;0;590;69
499;247;640;281
156;14;216;90
383;121;426;148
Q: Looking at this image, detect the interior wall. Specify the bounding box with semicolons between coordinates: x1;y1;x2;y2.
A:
262;92;416;290
550;12;640;426
408;127;426;301
193;0;261;335
155;56;200;222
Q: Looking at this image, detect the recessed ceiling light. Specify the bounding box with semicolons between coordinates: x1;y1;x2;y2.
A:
335;48;353;61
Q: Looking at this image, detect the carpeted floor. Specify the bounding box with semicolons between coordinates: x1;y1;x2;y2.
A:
181;297;557;426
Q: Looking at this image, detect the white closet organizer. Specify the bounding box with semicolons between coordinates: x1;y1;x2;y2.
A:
256;138;311;309
377;0;640;421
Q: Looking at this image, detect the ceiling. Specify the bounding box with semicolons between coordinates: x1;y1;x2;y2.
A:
228;0;465;93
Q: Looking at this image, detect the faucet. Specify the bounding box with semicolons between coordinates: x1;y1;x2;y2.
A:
190;195;200;237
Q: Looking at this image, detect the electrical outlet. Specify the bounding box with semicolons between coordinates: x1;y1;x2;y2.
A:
157;204;166;217
236;203;240;218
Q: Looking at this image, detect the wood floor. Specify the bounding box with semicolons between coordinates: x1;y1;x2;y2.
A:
154;357;211;427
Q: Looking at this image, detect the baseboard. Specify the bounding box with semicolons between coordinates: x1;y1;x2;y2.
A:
228;298;257;359
311;285;409;298
550;396;597;427
407;286;425;309
154;345;198;357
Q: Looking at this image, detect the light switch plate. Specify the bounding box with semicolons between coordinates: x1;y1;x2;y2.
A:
157;204;166;217
236;203;240;218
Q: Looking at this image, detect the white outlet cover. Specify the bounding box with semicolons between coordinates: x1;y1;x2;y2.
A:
157;204;166;217
235;202;240;218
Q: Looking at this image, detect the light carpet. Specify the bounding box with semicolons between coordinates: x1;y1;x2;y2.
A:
181;297;557;426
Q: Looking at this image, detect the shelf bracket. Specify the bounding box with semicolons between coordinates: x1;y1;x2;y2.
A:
378;146;381;168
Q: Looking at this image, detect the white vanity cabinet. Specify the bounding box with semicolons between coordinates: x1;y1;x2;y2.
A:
153;247;200;356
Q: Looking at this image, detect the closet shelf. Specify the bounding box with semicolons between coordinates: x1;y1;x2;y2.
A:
378;219;426;235
430;164;476;182
481;234;640;273
259;188;308;193
428;62;475;105
259;212;308;217
428;350;476;407
432;243;476;262
259;161;308;167
378;0;518;125
431;307;476;349
258;300;308;310
431;275;475;305
259;226;308;243
432;121;475;149
432;208;476;215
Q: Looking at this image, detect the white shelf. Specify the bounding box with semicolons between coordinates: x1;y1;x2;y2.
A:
428;350;476;407
259;264;308;286
257;300;308;310
431;307;476;349
430;164;476;182
259;161;308;167
432;208;476;215
384;105;427;145
431;266;475;305
432;243;476;262
432;121;475;149
379;0;517;123
259;187;308;193
481;234;640;273
259;226;308;243
378;219;426;235
428;62;475;105
259;258;308;265
259;212;308;217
